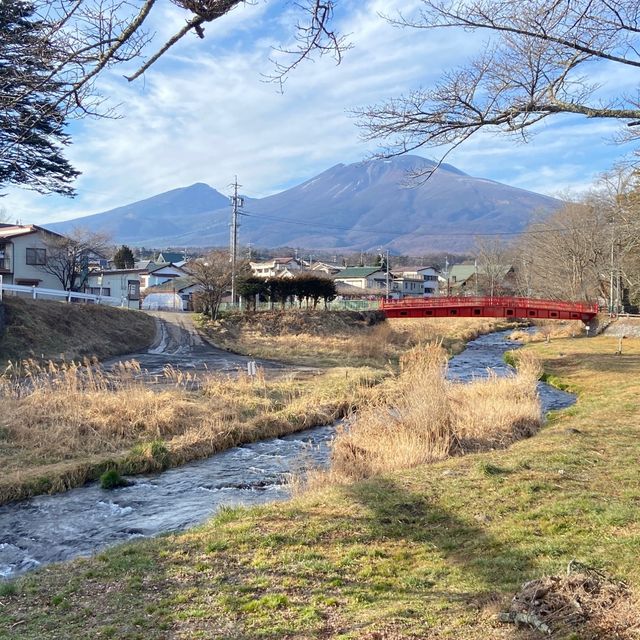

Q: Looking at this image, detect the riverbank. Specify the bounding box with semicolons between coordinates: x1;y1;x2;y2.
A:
198;310;519;367
2;334;639;639
0;297;155;365
0;314;513;505
0;364;382;505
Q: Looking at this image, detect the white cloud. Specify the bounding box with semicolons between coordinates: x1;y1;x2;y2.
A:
3;0;637;226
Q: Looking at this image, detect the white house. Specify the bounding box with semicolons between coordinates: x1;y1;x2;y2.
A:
333;267;388;293
0;224;69;290
85;269;142;309
392;266;440;297
390;272;425;298
250;257;303;278
140;263;190;291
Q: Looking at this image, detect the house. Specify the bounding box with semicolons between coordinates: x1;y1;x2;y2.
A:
309;261;342;275
0;224;69;290
155;251;187;267
250;257;303;278
140;263;191;291
141;277;201;311
333;267;388;295
389;271;425;298
392;266;440;297
85;269;142;309
446;263;515;295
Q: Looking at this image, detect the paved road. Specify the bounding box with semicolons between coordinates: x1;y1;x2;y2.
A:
104;311;287;377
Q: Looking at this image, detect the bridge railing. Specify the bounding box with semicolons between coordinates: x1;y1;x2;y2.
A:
380;296;599;314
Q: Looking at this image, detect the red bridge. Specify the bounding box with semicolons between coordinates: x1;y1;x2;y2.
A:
381;296;598;323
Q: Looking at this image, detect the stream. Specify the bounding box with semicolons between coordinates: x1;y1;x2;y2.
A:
0;329;575;579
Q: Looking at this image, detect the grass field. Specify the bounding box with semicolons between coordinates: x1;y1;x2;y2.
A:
2;334;639;639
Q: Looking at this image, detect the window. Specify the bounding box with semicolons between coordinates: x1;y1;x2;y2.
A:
127;280;140;300
26;248;46;265
0;243;6;270
88;287;111;296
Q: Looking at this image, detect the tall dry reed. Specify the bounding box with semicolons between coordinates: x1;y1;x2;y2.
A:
329;344;542;481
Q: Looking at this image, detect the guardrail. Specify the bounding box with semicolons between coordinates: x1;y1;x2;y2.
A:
0;280;123;306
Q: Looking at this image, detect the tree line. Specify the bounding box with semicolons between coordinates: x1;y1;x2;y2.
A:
472;169;640;311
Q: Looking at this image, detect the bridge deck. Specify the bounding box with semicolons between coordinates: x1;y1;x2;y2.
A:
381;296;598;322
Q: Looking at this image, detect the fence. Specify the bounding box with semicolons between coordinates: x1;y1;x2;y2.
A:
217;299;381;313
0;279;123;306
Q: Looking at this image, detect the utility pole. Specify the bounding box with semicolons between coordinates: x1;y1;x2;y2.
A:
385;249;390;301
229;176;243;306
609;215;615;315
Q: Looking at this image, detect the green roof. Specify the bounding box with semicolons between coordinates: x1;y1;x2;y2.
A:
334;267;385;279
156;252;185;263
449;264;513;283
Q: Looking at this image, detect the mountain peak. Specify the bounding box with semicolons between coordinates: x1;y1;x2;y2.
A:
45;157;560;252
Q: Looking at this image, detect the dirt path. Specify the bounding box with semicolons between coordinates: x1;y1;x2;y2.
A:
104;311;289;376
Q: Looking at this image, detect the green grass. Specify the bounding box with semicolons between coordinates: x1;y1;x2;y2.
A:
1;335;639;639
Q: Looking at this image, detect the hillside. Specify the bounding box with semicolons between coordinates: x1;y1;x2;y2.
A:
0;298;156;364
46;156;561;253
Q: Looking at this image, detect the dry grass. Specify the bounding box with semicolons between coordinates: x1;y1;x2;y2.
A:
0;358;382;504
502;565;640;639
510;320;585;343
201;310;519;367
323;343;542;482
0;296;155;365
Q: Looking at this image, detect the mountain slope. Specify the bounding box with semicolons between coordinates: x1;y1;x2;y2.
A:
46;156;561;252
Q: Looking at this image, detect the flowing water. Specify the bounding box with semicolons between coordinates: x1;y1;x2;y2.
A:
0;329;575;579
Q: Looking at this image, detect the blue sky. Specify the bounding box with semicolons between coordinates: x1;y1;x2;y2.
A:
3;0;637;225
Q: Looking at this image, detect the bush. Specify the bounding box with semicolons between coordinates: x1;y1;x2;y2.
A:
100;469;130;490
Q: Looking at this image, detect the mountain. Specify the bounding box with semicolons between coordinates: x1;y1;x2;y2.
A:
46;156;561;253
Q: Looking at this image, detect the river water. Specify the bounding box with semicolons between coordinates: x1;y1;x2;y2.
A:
0;330;575;579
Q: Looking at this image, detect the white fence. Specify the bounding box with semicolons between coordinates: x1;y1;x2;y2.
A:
0;277;123;306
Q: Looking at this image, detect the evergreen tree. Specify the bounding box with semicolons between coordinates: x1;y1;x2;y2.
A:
0;2;79;195
113;245;135;269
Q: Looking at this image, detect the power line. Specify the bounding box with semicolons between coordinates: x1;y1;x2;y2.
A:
238;209;590;240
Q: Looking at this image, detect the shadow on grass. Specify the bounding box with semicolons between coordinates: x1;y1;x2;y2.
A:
341;476;541;636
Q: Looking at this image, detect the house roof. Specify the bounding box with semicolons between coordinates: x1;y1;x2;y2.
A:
448;263;514;283
0;224;65;240
395;265;438;274
156;251;185;263
334;267;385;279
144;276;199;293
147;263;188;275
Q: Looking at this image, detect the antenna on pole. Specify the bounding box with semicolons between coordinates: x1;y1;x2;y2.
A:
229;176;243;306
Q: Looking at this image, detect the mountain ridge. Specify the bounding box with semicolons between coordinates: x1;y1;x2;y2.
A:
46;156;561;252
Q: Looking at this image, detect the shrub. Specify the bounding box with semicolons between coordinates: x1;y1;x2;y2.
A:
100;469;130;490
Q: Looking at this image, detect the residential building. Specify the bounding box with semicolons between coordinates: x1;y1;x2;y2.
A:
447;263;515;296
333;267;388;294
390;272;425;298
156;251;187;267
249;257;303;278
141;277;201;311
392;266;440;297
140;263;190;291
85;269;142;309
0;224;68;290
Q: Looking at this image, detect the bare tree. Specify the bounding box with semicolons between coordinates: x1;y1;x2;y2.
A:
358;0;640;171
41;229;110;291
474;237;511;297
189;251;244;319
